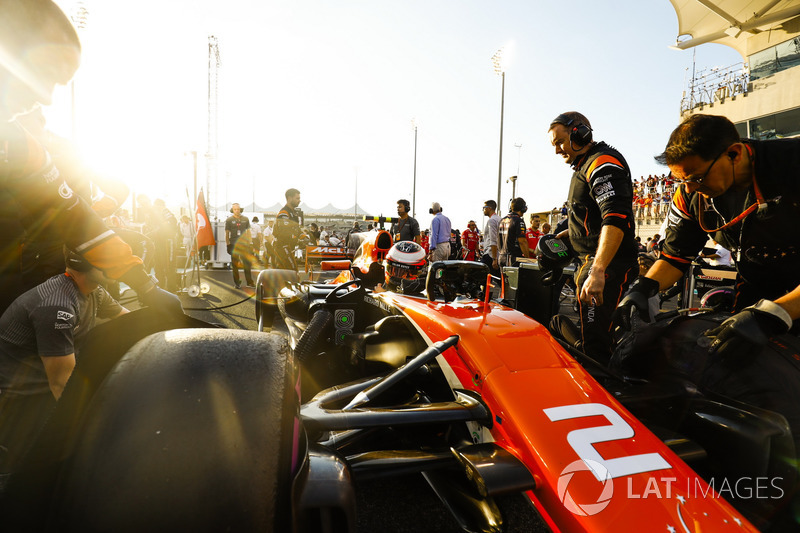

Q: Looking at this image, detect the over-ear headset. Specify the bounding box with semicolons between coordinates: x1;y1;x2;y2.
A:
552;113;592;148
64;247;93;272
510;197;527;214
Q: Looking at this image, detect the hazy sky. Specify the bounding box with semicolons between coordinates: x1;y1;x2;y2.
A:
47;0;742;229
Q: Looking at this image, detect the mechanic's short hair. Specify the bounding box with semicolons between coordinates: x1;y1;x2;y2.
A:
655;114;740;165
511;197;527;213
549;111;592;132
285;188;300;199
397;199;410;211
483;199;497;210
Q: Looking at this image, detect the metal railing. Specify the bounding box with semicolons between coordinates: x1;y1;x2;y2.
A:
680;62;750;113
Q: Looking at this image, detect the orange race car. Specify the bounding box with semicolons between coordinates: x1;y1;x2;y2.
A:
6;231;794;532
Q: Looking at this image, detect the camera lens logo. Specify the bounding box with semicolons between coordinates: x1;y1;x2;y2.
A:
557;459;614;516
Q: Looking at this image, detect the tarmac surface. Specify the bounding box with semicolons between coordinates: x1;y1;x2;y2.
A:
131;264;557;532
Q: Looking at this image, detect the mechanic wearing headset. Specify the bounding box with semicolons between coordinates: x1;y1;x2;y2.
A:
497;197;531;268
617;114;800;442
548;112;638;361
0;0;180;315
273;188;303;271
0;249;129;472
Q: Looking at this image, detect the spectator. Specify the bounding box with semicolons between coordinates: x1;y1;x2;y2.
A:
449;229;462;260
647;234;661;253
0;248;128;472
224;203;254;289
525;214;544;253
548;111;637;361
273;188;303;270
481;200;501;275
428;202;452;262
461;221;480;261
390;199;421;244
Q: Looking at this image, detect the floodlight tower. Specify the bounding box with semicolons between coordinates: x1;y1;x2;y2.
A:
492;48;505;211
207;35;221;222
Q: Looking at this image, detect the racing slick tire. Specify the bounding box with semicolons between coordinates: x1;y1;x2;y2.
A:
45;329;300;532
256;268;299;331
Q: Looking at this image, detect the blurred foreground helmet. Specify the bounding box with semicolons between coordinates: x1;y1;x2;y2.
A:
535;234;575;286
385;241;427;283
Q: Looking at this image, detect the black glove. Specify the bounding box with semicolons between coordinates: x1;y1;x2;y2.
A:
613;276;660;331
704;299;792;360
139;285;184;315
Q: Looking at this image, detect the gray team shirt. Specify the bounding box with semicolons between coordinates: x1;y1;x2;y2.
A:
0;274;122;396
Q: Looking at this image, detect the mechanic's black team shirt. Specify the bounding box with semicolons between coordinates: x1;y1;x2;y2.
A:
498;212;526;266
0;121;150;312
567;141;637;264
661;138;800;311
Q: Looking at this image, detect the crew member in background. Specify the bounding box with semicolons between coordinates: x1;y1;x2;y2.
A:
498;197;531;268
263;220;275;268
0;0;178;315
548;111;637;361
274;188;302;270
250;216;263;264
224;203;254;289
0;248;128;472
390;199;421;244
461;221;480;261
481;200;501;275
525;214;544;254
138;196;180;292
428;202;452;262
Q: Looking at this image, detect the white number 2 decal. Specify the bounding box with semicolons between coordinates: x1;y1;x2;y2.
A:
544;403;671;481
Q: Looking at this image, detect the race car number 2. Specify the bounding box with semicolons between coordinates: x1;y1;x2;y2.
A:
544;403;671;482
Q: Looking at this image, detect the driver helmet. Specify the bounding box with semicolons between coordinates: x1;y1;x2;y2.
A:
385;241;427;284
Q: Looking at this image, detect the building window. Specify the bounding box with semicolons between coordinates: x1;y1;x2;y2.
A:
734;121;748;138
749;107;800;140
749;37;800;81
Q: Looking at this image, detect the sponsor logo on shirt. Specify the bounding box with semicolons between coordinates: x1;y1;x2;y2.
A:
54;323;71;330
593;173;612;185
594;182;613;196
596;191;616;203
56;311;74;321
58;182;74;199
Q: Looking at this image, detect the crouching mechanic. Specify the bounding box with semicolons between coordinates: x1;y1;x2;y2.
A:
0;249;129;473
617;113;800;451
373;241;427;296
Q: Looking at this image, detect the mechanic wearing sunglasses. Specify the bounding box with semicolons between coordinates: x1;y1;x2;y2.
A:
617;113;800;449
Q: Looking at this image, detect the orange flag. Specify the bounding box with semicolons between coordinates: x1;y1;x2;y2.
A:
195;189;216;248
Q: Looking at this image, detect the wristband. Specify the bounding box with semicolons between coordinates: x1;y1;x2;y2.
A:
750;299;793;330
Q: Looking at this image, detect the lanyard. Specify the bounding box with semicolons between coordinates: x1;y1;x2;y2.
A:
697;144;766;233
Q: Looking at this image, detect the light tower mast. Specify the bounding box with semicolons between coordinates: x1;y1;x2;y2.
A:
207;35;221;221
